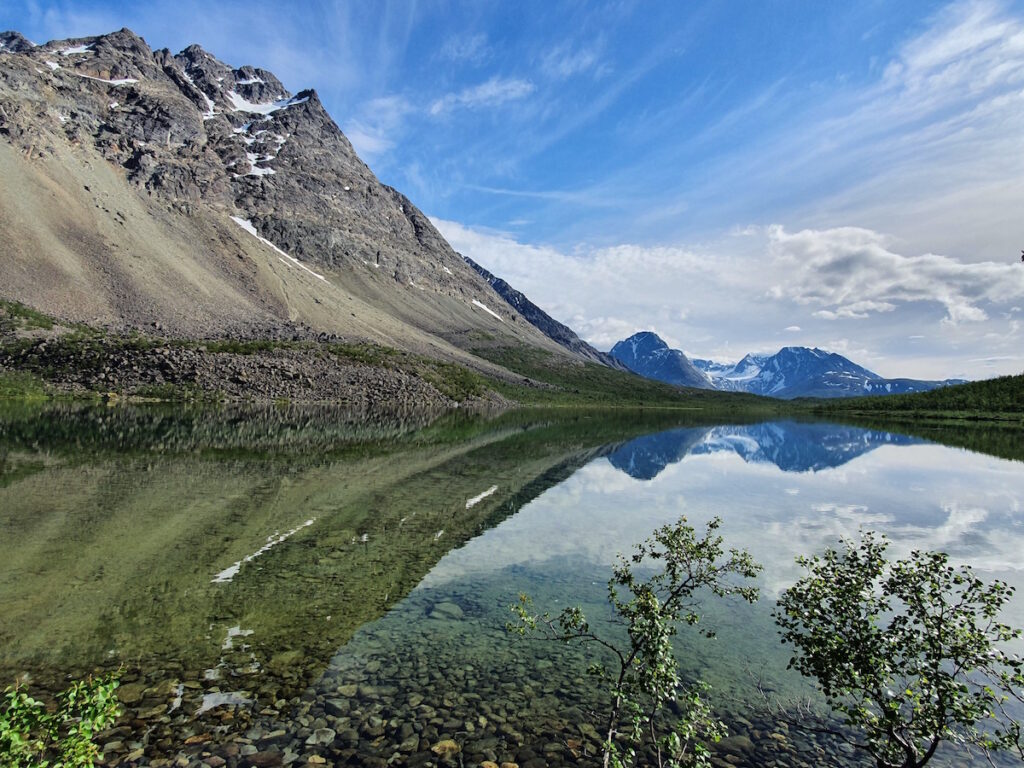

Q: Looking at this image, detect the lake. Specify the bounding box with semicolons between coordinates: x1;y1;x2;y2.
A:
1;404;1022;767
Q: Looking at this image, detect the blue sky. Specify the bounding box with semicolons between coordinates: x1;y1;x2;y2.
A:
4;0;1024;378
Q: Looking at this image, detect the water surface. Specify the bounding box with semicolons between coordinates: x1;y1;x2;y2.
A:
1;406;1022;767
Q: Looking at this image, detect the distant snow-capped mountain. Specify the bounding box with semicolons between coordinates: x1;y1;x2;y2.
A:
609;332;713;389
610;333;962;399
692;346;964;399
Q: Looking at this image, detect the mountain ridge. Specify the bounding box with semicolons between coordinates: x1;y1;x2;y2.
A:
692;345;964;398
463;255;622;367
0;27;589;375
612;332;961;399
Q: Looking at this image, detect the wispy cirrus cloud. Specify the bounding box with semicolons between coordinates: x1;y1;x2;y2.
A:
540;42;601;79
429;76;534;116
527;0;1024;256
438;32;489;64
343;95;414;159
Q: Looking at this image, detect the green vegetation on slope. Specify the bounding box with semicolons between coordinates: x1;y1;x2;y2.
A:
474;345;781;411
0;297;781;411
0;299;55;333
10;296;1014;420
806;373;1024;423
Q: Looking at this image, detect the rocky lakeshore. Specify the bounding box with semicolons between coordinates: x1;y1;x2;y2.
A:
71;589;858;768
0;327;523;406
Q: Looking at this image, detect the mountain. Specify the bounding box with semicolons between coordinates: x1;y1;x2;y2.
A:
606;421;922;479
463;256;622;367
691;347;963;399
0;28;581;371
0;31;35;53
609;332;713;389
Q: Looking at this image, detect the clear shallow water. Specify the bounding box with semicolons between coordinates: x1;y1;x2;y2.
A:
1;407;1022;767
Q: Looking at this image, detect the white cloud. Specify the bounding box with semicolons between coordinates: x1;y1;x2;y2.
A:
767;225;1024;325
885;0;1024;95
429;77;534;115
342;95;413;160
434;216;740;351
435;216;1024;379
541;43;600;79
343;124;392;157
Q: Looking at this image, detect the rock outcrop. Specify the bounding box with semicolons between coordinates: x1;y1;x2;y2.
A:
0;29;575;369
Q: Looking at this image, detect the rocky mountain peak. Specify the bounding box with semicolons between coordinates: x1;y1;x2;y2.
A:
609;332;712;390
0;27;466;279
611;331;670;363
694;345;957;399
39;29;165;82
173;44;289;113
0;26;580;358
0;31;35;53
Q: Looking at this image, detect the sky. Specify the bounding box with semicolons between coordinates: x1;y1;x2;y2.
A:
3;0;1024;379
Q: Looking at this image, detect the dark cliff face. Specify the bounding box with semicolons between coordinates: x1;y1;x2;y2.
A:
463;256;622;367
0;27;592;359
608;332;712;389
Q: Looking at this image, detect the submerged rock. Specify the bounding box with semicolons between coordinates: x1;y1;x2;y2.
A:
429;601;464;621
244;752;283;767
304;727;335;747
431;739;461;759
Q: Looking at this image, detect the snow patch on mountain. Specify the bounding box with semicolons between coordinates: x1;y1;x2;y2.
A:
60;43;93;56
471;299;503;322
692;347;963;399
226;91;308;115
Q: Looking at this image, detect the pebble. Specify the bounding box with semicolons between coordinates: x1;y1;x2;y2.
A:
431;739;461;759
304;728;335;747
244;752;283;768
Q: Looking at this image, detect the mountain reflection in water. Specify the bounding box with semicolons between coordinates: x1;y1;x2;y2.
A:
607;421;922;479
1;406;1021;767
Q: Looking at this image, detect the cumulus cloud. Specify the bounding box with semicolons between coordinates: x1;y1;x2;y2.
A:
435;216;1024;378
434;217;738;350
429;77;534;115
767;225;1024;325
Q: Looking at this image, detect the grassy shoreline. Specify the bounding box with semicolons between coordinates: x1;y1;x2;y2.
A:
3;299;1021;421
